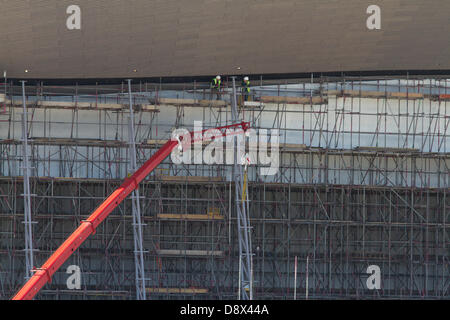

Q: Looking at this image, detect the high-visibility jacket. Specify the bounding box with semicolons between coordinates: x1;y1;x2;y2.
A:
212;78;221;89
242;80;251;93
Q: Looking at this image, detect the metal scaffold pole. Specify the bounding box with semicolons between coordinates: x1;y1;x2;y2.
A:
20;81;34;280
231;77;253;300
127;79;147;300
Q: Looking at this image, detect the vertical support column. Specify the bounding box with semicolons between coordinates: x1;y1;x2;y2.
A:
293;255;297;300
21;81;34;280
127;79;147;300
231;77;253;300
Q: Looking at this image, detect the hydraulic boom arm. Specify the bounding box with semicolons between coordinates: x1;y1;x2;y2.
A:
12;121;249;300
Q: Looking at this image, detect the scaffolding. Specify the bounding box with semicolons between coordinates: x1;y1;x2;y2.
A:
126;79;146;300
231;77;253;300
0;76;448;300
19;81;35;280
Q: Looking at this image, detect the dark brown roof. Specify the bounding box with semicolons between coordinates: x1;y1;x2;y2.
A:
1;0;449;80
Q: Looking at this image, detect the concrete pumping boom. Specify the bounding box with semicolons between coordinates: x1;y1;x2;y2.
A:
12;121;250;300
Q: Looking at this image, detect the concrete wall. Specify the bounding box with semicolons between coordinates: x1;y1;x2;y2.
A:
1;96;448;187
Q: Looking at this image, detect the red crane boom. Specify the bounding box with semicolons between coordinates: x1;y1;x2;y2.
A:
12;121;249;300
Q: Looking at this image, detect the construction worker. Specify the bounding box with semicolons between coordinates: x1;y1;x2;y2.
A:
242;76;251;102
211;75;222;100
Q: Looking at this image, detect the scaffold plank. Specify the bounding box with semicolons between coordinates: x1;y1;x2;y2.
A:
157;249;223;257
141;105;160;112
354;146;420;153
157;213;224;220
157;98;228;108
147;288;209;294
260;96;326;105
158;176;224;182
326;90;425;100
5;100;159;112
